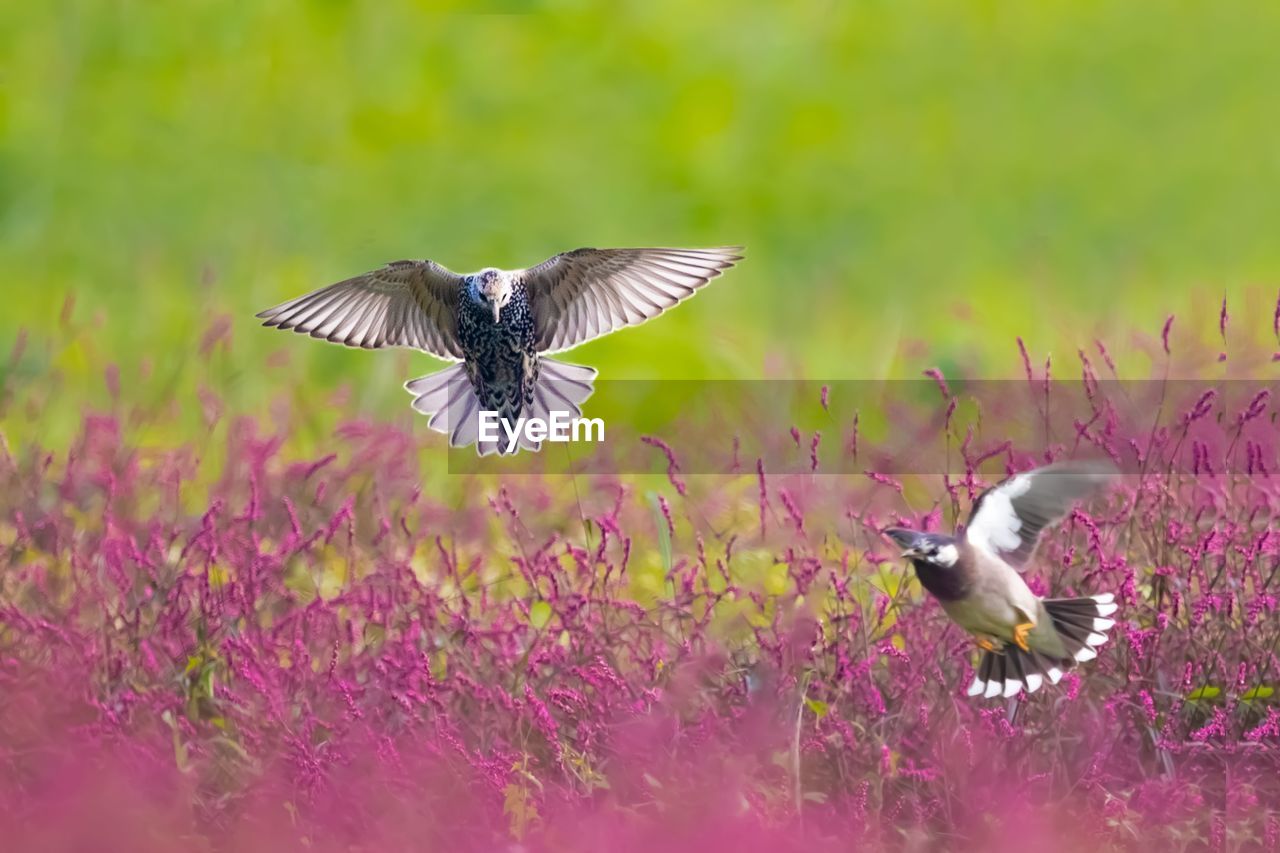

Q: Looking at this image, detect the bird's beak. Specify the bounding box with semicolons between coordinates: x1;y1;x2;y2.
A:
882;528;921;559
492;302;502;323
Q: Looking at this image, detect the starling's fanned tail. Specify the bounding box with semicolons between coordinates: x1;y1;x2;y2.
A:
403;365;512;456
404;364;487;450
404;359;597;457
967;593;1117;699
530;359;597;422
498;359;598;455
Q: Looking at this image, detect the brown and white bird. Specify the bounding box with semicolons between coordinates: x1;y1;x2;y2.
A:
883;461;1120;699
256;247;742;454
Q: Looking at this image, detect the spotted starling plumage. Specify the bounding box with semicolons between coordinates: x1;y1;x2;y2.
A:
256;247;743;454
883;461;1120;699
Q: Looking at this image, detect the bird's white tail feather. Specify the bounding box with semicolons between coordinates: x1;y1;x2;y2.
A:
966;593;1117;699
403;359;597;456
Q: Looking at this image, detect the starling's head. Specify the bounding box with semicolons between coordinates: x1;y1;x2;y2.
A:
469;268;513;323
883;528;959;568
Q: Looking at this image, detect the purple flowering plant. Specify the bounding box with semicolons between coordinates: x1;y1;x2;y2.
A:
0;301;1278;852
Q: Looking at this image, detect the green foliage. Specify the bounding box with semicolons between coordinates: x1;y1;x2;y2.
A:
529;599;553;630
1186;685;1221;702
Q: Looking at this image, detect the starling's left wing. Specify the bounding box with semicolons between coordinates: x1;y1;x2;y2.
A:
964;461;1118;570
256;260;466;360
521;247;743;353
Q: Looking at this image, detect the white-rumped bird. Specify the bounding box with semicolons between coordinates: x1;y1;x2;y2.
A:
257;247;742;454
883;461;1120;699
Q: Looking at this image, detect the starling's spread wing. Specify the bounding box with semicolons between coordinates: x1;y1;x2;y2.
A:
964;461;1118;570
521;247;743;353
257;260;465;360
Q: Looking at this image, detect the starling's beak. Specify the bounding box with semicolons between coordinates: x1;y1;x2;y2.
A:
492;302;502;323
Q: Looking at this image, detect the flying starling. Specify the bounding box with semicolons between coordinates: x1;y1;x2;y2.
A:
257;247;742;454
883;461;1120;699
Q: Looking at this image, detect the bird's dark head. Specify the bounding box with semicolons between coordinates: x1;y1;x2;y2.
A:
468;268;513;323
883;528;960;568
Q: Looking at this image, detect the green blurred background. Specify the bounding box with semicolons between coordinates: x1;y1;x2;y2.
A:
4;1;1280;450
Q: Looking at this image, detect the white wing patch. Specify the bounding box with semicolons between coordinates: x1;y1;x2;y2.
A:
965;472;1032;555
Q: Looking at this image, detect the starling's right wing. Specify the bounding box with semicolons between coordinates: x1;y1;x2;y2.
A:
521;247;743;353
964;460;1118;570
256;260;466;360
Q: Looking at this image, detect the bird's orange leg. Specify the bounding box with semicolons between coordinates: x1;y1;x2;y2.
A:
973;634;998;652
1011;621;1034;652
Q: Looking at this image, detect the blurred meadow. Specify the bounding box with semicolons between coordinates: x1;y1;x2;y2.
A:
3;3;1280;850
6;1;1280;451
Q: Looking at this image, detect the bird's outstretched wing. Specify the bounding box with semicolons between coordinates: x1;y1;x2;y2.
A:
257;260;465;360
964;460;1118;570
521;247;743;353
